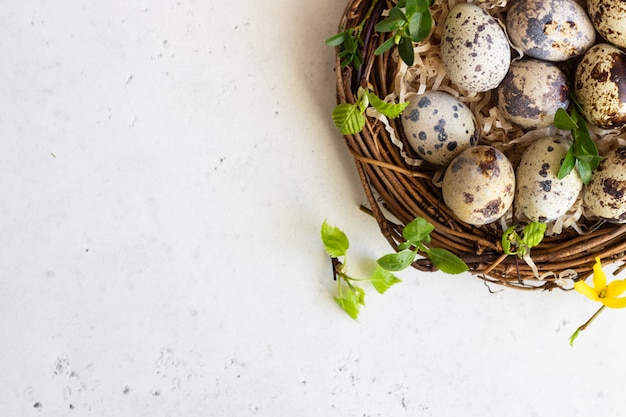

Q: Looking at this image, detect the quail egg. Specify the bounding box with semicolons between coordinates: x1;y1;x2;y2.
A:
516;137;583;222
495;59;570;129
442;146;515;225
588;0;626;49
584;147;626;223
401;90;479;166
575;43;626;128
506;0;595;62
440;3;510;92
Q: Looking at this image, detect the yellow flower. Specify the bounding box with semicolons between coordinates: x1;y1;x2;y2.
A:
574;258;626;308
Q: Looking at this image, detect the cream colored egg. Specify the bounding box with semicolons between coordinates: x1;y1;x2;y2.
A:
442;146;515;225
401;91;479;166
575;43;626;128
584;147;626;223
516;137;582;222
506;0;595;62
588;0;626;49
440;3;510;92
496;59;570;129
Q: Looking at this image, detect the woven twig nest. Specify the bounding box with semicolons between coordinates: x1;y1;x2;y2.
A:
333;0;626;290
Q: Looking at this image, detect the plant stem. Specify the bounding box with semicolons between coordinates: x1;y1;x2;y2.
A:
569;305;606;346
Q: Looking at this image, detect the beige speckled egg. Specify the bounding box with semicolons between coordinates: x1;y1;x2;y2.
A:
506;0;595;62
516;137;582;222
442;146;515;225
401;91;479;166
584;147;626;223
440;3;510;92
575;43;626;128
588;0;626;49
495;59;570;129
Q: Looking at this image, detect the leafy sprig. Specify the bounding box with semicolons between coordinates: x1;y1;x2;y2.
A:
326;27;365;70
332;86;409;135
502;222;547;259
554;105;601;185
321;218;468;319
374;0;434;66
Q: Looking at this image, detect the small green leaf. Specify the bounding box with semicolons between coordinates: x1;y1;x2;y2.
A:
557;150;576;180
325;32;346;47
375;16;404;33
332;103;366;135
554;108;578;130
407;11;432;43
397;241;412;251
367;91;409;118
389;7;408;23
577;159;593;185
402;217;434;244
377;249;416;271
398;36;415;66
427;247;469;274
416;0;431;12
321;220;350;258
405;0;418;15
374;36;396;55
334;293;360;319
522;222;546;249
370;265;402;294
502;225;519;256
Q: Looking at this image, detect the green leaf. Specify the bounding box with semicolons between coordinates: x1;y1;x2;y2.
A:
557;150;576;180
334;293;360;319
407;11;432;43
427;247;469;274
321;220;350;258
577;159;593;185
325;32;346;47
405;0;418;15
397;241;412;251
377;249;416;271
367;91;409;119
502;225;519;255
398;36;415;66
554;108;578;130
402;217;434;244
375;16;404;33
522;222;546;249
389;7;408;23
374;36;396;56
370;265;402;294
332;103;366;135
416;0;431;12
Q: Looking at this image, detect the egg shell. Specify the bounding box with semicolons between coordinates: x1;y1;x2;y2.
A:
442;146;515;225
583;147;626;223
506;0;595;62
495;59;570;129
516;137;582;222
440;3;510;92
588;0;626;49
401;91;479;166
575;43;626;128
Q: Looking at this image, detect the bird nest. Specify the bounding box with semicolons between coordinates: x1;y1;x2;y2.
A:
332;0;626;290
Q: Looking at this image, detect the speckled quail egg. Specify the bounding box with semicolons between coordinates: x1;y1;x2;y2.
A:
516;137;583;222
440;3;510;92
588;0;626;49
506;0;595;62
575;43;626;128
442;146;515;225
401;91;479;166
495;59;570;129
584;147;626;223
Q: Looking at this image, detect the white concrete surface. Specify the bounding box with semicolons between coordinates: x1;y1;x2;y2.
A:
1;0;625;416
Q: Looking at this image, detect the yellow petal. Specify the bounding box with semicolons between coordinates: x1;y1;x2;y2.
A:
601;296;626;309
574;280;601;302
606;280;626;298
593;258;607;291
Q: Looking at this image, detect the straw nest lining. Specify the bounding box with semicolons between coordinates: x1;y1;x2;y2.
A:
333;0;626;290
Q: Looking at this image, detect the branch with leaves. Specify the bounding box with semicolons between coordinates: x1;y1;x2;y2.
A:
554;104;601;185
321;218;468;319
